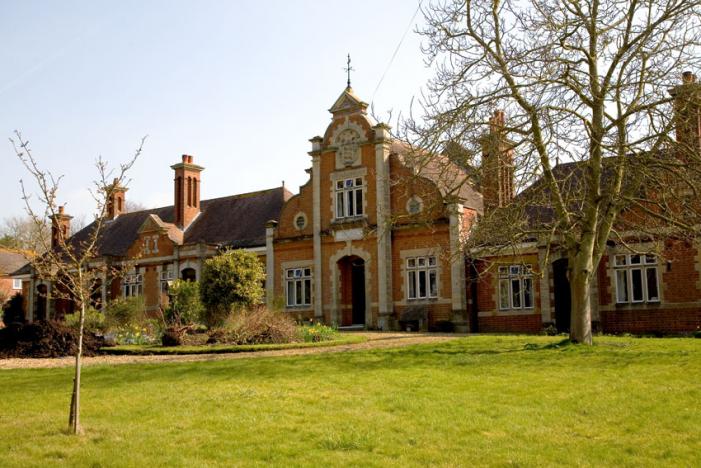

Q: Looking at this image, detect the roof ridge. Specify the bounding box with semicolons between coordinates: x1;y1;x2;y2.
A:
114;185;286;216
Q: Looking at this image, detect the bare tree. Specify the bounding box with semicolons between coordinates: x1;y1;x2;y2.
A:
406;0;701;344
124;200;146;213
0;215;50;255
10;131;145;434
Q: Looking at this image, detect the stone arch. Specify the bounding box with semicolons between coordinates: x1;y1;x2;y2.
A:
328;244;372;327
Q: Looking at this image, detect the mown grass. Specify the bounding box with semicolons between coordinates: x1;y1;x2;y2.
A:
103;334;366;355
0;335;699;467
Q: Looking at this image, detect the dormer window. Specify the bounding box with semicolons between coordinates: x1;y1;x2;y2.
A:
335;177;364;219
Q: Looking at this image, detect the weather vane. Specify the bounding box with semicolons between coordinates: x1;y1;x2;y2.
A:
344;53;354;88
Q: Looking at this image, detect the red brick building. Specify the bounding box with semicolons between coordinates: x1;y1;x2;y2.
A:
19;156;290;321
267;86;481;330
469;74;701;335
16;81;701;335
0;248;27;305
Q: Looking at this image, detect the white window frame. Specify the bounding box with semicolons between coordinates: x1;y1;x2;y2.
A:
285;267;312;307
613;254;660;304
12;278;22;290
498;265;534;310
335;177;364;219
160;265;174;294
123;272;143;297
406;256;438;300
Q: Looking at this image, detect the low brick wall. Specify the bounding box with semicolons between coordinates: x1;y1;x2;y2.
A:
601;307;701;334
477;313;542;333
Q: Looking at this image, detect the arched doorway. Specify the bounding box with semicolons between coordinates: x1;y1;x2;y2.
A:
35;284;48;321
337;256;366;327
552;258;571;333
181;268;197;282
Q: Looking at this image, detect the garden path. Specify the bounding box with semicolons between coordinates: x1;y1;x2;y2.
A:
0;332;461;370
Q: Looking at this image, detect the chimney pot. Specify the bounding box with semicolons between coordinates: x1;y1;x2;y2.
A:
58;206;64;214
172;155;203;229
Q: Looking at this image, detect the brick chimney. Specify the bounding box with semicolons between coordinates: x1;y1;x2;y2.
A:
51;206;73;249
171;154;204;229
106;178;128;220
669;71;701;158
480;110;514;211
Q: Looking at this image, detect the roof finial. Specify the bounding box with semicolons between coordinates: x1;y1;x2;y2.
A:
344;53;354;89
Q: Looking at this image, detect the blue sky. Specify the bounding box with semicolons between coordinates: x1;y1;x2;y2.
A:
1;0;432;221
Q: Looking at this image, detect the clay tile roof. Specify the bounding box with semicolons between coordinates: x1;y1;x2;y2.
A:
509;156;645;228
185;187;293;248
391;140;484;213
0;249;29;276
67;186;292;258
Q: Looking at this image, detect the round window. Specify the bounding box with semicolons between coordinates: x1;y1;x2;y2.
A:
407;196;423;215
294;213;307;230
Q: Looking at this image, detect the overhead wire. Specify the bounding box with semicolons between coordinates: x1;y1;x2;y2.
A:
370;0;424;107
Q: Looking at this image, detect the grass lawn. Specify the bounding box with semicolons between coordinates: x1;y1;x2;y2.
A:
0;335;699;467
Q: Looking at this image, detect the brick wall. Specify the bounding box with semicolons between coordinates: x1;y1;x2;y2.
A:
601;307;701;334
478;313;542;333
473;255;543;333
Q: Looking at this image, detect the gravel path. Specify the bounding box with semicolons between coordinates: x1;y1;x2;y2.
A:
0;332;461;370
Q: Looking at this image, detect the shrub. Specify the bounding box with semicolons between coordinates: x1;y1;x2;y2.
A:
64;307;106;333
161;327;184;346
200;249;265;327
2;293;24;326
300;322;338;342
0;320;103;358
103;296;146;329
208;307;298;345
166;279;203;326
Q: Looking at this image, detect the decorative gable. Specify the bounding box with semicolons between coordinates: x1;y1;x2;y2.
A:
128;214;183;258
329;87;368;116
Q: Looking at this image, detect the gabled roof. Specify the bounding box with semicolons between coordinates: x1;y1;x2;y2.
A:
390;141;484;213
515;158;638;227
138;214;183;245
0;249;29;276
68;186;293;258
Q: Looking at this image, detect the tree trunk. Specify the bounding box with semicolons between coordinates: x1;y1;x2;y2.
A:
569;264;593;345
69;300;85;434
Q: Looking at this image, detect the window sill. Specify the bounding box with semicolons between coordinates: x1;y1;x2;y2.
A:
285;306;313;311
331;216;367;227
406;297;439;303
496;308;537;316
615;301;661;307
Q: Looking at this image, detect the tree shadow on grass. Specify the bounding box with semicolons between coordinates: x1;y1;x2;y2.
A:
71;338;587;388
5;337;606;392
